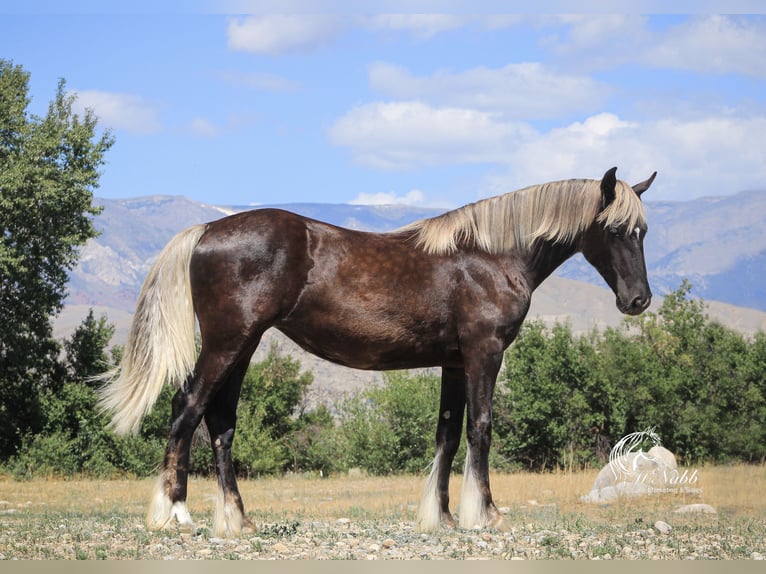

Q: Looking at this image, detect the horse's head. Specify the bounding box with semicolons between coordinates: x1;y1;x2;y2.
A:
581;167;656;316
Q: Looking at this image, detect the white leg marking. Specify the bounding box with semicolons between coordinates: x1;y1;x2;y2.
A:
145;471;195;531
459;445;487;529
171;501;194;530
416;451;442;532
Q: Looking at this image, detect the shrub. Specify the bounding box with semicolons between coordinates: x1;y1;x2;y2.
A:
332;371;448;475
493;321;614;471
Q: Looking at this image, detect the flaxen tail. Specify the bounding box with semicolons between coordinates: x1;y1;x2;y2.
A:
97;224;207;436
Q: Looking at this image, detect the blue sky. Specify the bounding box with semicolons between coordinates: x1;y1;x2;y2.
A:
3;2;766;208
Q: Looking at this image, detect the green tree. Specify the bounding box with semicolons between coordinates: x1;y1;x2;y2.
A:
372;371;443;474
10;382;113;478
230;345;314;477
494;321;612;471
0;60;113;457
620;280;712;461
63;309;116;384
287;405;340;475
334;371;442;475
733;332;766;461
603;280;766;464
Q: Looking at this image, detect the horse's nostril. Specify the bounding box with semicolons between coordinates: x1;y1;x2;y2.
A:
631;295;650;311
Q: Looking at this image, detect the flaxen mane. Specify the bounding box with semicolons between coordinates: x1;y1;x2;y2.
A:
398;178;646;255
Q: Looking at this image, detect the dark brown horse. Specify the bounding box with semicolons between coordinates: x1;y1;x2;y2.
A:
98;167;656;536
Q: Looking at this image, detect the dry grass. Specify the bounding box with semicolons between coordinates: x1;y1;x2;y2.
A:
1;463;763;524
2;465;764;559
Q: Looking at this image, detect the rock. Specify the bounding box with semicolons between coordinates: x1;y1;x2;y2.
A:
647;446;677;469
673;504;717;514
582;446;682;503
581;481;651;503
382;538;396;548
654;521;672;535
271;542;290;554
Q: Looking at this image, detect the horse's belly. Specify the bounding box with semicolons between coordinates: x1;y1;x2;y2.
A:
275;322;459;371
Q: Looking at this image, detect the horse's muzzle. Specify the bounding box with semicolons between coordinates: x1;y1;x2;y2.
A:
619;293;652;316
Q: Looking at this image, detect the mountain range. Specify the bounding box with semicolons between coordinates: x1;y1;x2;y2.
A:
58;189;766;347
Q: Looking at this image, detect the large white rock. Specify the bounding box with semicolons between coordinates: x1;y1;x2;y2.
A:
673;504;717;514
581;446;679;504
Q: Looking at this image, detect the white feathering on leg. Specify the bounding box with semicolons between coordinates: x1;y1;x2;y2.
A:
416;450;442;532
459;445;487;529
145;471;194;531
213;483;244;538
171;501;194;531
146;475;173;531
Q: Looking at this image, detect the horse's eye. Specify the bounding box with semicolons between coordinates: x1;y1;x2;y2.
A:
607;226;621;237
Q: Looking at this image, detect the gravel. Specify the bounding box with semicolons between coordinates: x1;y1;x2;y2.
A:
2;514;765;560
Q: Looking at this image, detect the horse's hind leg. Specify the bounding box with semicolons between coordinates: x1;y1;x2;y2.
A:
146;377;202;532
146;343;250;533
417;367;466;531
204;358;255;538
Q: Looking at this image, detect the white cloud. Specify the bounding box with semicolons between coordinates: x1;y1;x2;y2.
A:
543;15;651;71
486;113;645;191
485;113;766;201
363;14;524;37
330;99;766;200
552;14;645;49
368;61;609;120
349;189;426;206
365;14;467;38
226;15;343;55
328;100;534;170
189;117;219;138
71;90;161;134
640;15;766;77
547;14;766;77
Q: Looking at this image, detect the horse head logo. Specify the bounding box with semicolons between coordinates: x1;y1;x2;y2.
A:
608;427;663;481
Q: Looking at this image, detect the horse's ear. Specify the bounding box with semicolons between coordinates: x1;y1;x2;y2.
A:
600;166;618;210
632;171;657;197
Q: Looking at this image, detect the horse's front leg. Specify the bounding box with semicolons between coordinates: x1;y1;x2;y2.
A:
416;367;466;531
459;350;505;530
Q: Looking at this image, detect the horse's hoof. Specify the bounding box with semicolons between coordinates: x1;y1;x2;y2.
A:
176;520;196;533
146;517;196;533
241;518;258;535
487;510;509;531
442;514;457;530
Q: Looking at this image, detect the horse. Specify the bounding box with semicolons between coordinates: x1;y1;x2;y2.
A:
97;166;656;537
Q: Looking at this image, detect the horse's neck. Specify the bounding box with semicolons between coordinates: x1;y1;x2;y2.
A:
520;239;580;291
